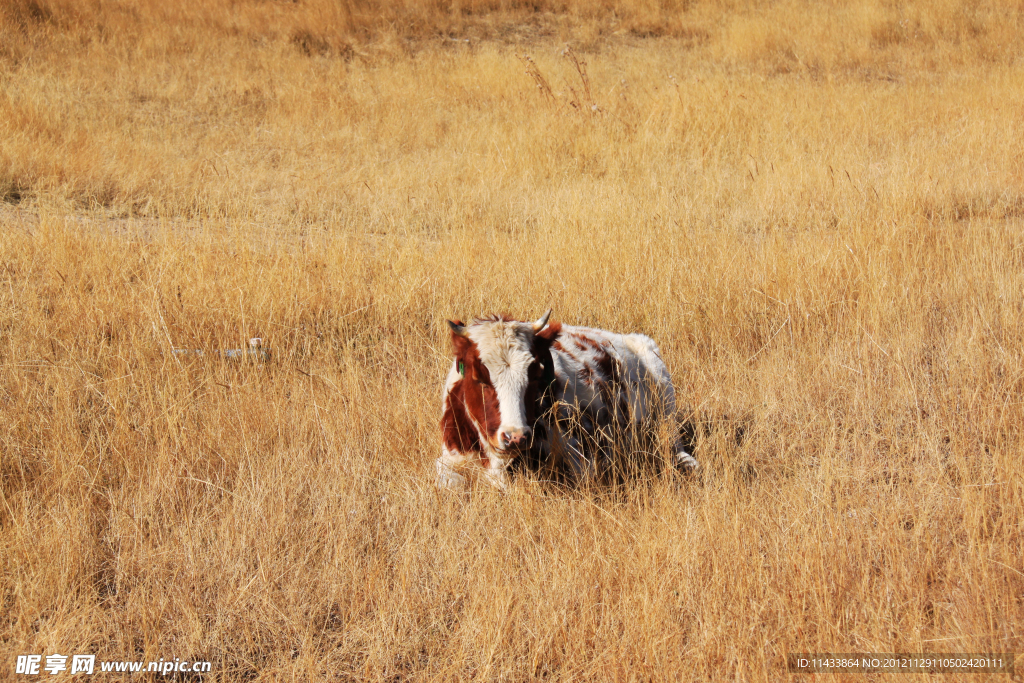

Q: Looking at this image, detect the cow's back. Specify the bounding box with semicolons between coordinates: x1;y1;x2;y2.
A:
530;325;679;481
550;325;674;414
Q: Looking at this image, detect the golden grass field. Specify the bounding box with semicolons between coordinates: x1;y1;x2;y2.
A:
2;0;1024;680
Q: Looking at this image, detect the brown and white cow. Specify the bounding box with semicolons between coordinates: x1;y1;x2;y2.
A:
437;310;698;490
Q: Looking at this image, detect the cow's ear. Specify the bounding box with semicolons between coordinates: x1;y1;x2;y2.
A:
448;320;472;354
536;320;562;341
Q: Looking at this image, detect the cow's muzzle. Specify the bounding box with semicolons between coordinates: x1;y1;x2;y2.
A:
499;426;533;451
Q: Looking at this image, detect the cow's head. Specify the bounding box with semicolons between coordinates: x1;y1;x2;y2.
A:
446;310;561;455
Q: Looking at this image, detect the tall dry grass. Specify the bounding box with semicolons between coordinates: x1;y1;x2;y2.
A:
2;0;1024;680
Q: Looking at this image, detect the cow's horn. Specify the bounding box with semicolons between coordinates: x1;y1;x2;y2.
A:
447;320;470;337
532;309;552;332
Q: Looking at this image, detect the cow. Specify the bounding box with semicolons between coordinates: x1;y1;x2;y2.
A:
437;309;698;490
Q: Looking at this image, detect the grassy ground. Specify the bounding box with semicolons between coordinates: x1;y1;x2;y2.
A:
2;1;1023;680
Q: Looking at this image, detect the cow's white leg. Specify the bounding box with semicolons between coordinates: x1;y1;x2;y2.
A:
645;363;699;473
670;413;699;472
480;457;510;490
436;448;469;490
666;397;699;472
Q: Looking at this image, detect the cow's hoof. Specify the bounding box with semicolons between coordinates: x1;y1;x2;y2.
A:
674;451;699;473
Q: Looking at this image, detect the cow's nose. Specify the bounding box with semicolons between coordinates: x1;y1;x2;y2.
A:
501;427;532;449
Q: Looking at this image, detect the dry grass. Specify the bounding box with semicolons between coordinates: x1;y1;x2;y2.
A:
2;1;1024;680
